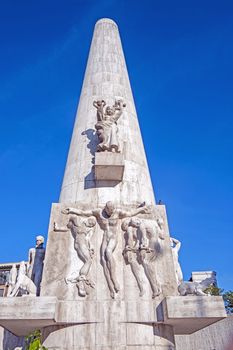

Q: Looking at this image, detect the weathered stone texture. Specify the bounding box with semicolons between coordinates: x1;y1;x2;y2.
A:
175;315;233;350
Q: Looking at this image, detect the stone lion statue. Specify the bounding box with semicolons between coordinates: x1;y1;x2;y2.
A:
178;277;215;296
9;261;37;297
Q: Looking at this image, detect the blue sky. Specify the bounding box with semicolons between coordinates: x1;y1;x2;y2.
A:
0;0;232;290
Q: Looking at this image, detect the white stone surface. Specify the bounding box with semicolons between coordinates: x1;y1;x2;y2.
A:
191;270;217;284
0;297;57;336
41;203;178;300
175;315;233;350
39;199;178;348
161;296;227;334
94;152;124;180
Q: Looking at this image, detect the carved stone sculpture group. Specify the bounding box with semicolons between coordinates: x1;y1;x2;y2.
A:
122;217;165;298
93;99;126;153
54;216;96;297
6;236;45;297
8;261;37;297
56;201;171;299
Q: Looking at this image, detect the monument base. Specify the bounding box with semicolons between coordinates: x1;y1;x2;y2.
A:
0;296;226;349
0;297;57;336
161;296;227;334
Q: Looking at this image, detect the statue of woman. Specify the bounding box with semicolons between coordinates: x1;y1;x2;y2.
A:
94;99;126;153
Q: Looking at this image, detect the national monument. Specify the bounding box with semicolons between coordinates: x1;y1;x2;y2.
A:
0;18;227;350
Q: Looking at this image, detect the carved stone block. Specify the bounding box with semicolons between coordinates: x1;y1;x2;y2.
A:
160;296;226;334
94;152;124;181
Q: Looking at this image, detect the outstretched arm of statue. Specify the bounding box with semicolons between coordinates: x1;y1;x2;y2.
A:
62;207;100;218
53;222;68;232
113;100;126;122
119;205;152;219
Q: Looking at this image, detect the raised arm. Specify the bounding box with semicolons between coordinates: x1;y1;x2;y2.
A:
62;207;93;216
113;100;126;122
119;205;151;219
93;100;98;109
62;207;100;219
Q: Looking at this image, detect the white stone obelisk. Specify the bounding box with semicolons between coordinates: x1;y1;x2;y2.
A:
59;18;155;207
40;18;179;349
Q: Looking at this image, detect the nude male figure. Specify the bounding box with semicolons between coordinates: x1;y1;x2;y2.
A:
129;218;164;298
63;201;150;298
54;216;96;297
121;219;145;296
170;237;183;284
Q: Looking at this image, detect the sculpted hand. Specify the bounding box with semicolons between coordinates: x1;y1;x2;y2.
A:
62;208;70;215
142;205;152;214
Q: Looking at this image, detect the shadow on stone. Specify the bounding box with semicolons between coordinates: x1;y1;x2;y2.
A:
84;167;120;189
3;329;24;350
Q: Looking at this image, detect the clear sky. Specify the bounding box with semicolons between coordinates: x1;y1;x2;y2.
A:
0;0;232;290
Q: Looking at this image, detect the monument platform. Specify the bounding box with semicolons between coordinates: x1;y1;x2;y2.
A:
0;296;226;337
0;297;57;336
160;296;226;334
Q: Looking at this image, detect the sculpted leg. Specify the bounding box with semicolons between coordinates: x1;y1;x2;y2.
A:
129;260;145;296
101;238;115;298
141;252;161;298
105;238;120;293
77;244;93;277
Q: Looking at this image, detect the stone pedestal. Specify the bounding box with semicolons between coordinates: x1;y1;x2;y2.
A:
94;152;124;181
161;296;227;334
0;296;226;349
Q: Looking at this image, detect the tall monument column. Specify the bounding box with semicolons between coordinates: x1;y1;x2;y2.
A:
41;18;178;349
59;18;155;207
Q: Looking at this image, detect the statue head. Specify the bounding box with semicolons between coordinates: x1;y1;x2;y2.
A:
36;235;44;247
86;217;96;228
96;100;103;106
105;106;114;116
130;218;141;228
105;201;115;216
